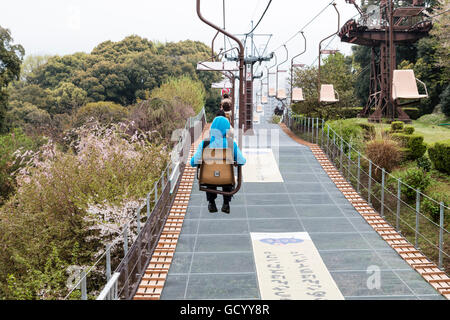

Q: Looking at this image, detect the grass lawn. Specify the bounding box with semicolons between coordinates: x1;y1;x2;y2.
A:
350;117;450;144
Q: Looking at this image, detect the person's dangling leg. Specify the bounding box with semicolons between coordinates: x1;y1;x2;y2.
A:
206;185;218;213
221;185;233;214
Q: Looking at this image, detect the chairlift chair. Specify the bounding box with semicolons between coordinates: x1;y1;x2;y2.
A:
197;137;242;196
261;95;268;103
268;88;276;97
292;88;305;102
319;84;339;103
277;89;287;100
256;104;263;113
392;69;428;103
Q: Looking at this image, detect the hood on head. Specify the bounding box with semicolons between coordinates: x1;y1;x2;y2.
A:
210;116;230;141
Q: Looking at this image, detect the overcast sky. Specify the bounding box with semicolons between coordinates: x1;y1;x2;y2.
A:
1;0;361;85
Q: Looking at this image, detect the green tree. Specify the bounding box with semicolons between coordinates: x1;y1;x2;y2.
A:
0;26;24;132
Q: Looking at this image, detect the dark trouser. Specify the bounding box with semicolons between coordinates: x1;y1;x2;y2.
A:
205;185;234;204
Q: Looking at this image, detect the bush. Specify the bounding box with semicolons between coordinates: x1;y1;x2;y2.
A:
394;168;432;200
150;76;206;114
365;138;401;173
272;115;281;124
339;107;363;118
416;155;432;172
74;101;128;127
357;123;375;138
326;119;364;150
391;133;427;160
421;192;449;223
428;139;450;174
417;113;449;125
403;107;420;120
403;126;415;134
391;121;405;131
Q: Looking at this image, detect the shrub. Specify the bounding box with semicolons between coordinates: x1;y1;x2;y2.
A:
365;138;401;174
391;133;427;160
74;101;128;127
272;115;281;124
403;126;415;134
428;139;450;174
339;107;363;118
416;155;432;172
357;123;375;138
403;107;420;120
394;168;431;200
391;121;405;132
326;119;364;150
417;113;449;125
150;76;206;114
421;192;449;223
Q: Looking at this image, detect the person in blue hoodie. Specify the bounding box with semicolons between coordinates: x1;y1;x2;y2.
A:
190;116;246;214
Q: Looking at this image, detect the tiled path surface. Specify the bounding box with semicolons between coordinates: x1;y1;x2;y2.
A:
160;103;444;300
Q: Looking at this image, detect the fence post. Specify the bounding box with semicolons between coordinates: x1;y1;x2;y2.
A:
327;125;330;155
123;224;128;256
381;168;385;217
154;181;158;203
316;118;319;144
321;119;324;148
339;137;343;173
81;270;87;300
137;206;141;234
396;179;401;232
357;153;361;193
439;202;444;270
368;160;372;205
415;189;420;248
347;142;352;180
106;245;111;281
146;192;151;219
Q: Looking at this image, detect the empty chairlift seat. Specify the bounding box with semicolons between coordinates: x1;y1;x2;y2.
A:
320;84;339;103
269;88;276;97
256;104;263;113
262;95;268;103
392;69;428;101
277;89;287;100
292;88;304;102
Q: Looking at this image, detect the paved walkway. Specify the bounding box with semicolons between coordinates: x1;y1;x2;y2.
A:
160;103;444;300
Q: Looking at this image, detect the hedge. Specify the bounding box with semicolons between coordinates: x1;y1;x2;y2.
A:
391;133;427;160
391;121;405;131
403;107;420;120
358;123;375;138
428;139;450;174
340;107;364;118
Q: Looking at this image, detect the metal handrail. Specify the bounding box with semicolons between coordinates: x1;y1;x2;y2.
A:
282;111;449;271
64;108;207;300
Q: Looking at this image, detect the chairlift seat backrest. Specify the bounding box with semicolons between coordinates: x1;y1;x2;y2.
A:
199;139;235;186
256;105;263;113
392;69;428;100
262;96;268;103
277;89;287;100
292;88;304;102
320;84;338;102
268;88;276;97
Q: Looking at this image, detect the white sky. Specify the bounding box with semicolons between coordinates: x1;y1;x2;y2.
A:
1;0;361;85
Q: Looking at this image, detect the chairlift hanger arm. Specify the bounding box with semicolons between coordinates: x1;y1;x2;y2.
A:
276;45;289;93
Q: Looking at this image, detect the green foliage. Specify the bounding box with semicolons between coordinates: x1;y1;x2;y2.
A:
0;128;38;203
357;122;375;138
150;76;205;114
391;133;427;160
417;112;449;125
403;107;421;120
391;121;405;132
0;26;24;133
416;155;432;172
403;126;415;134
421;191;449;223
440;85;450;117
428;139;450;174
393;168;432;200
75;101;128;127
326;119;364;149
272;115;281;124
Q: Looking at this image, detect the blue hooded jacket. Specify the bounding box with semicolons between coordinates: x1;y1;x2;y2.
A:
190;116;246;167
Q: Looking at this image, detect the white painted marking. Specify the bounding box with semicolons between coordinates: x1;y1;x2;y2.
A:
242;148;283;183
250;232;345;300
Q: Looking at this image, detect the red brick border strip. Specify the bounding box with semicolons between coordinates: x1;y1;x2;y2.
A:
279;123;450;300
133;127;209;300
